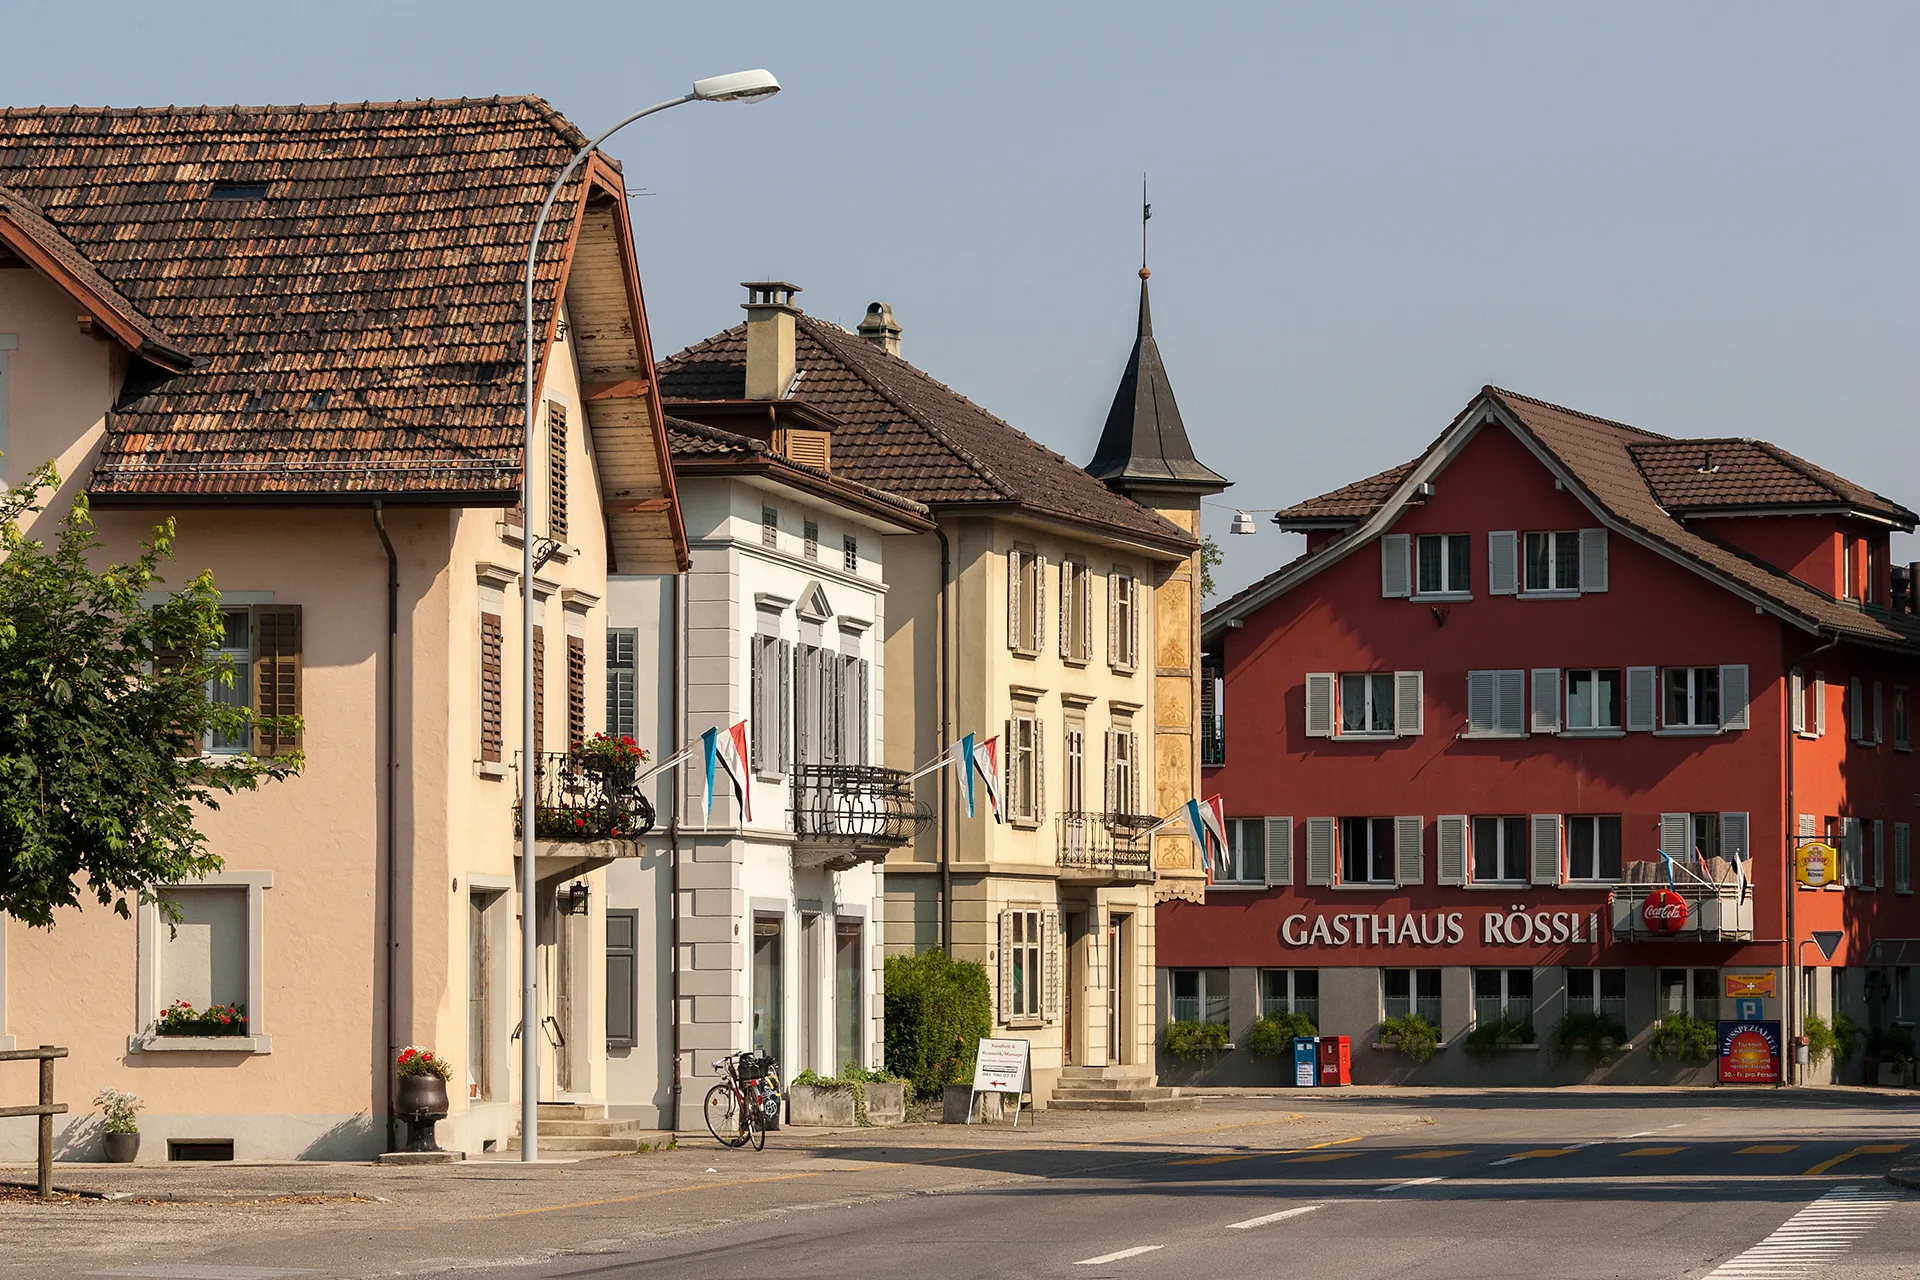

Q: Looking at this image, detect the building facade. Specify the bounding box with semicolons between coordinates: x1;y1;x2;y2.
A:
1166;386;1920;1086
0;99;685;1159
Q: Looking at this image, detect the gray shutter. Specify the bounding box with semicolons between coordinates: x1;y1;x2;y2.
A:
1007;550;1021;651
1626;666;1657;732
778;640;792;771
1305;673;1335;737
858;658;871;764
1790;671;1806;734
1305;817;1335;886
1079;570;1094;662
1720;812;1749;865
1436;814;1468;886
1042;908;1060;1023
1873;681;1884;744
1814;674;1827;737
1103;730;1116;815
1531;668;1561;734
1058;563;1071;658
749;639;764;772
1872;820;1884;888
1659;812;1690;863
605;909;639;1047
1467;671;1496;735
1127;578;1139;671
997;909;1014;1023
1395;815;1424;887
1896;823;1911;894
1034;556;1047;653
1381;534;1411;598
1035;718;1046;823
1578;528;1608;592
1265;817;1293;887
1496;669;1526;736
1107;572;1121;666
1530;814;1562;885
1126;731;1139;815
1005;718;1017;818
1720;664;1750;731
1488;531;1518;595
1394;671;1424;736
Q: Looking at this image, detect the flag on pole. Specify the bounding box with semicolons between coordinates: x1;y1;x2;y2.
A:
702;720;752;823
955;733;978;818
1185;795;1229;883
971;734;1003;822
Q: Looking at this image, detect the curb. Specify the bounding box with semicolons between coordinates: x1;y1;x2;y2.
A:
1886;1165;1920;1192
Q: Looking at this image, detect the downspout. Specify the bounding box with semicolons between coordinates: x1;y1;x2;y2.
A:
372;502;400;1150
667;569;686;1117
1784;631;1839;1085
936;523;953;954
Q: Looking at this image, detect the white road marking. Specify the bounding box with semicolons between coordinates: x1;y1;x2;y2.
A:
1704;1184;1900;1279
1376;1176;1444;1193
1225;1204;1323;1230
1075;1246;1164;1266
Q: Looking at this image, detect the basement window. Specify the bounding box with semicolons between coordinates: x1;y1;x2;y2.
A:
209;181;269;201
168;1139;235;1161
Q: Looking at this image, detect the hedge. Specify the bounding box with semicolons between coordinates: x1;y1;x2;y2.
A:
883;948;993;1101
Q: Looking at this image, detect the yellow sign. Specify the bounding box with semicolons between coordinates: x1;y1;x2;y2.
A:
1796;841;1837;888
1725;972;1776;998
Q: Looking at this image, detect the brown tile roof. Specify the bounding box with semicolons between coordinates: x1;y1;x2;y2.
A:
655;315;1195;550
1210;385;1920;654
663;414;931;526
1629;438;1914;522
0;98;606;499
1273;459;1417;526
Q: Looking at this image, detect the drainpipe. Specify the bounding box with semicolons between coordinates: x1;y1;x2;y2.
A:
935;523;953;954
667;569;686;1122
1784;631;1839;1085
372;503;400;1151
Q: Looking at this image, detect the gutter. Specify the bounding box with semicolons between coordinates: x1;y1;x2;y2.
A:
1784;630;1840;1086
372;503;401;1151
667;568;687;1117
937;523;953;954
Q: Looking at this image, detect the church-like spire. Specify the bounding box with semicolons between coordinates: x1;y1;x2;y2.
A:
1086;182;1228;496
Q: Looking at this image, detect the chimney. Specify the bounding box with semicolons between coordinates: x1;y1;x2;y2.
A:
856;301;901;356
741;281;801;400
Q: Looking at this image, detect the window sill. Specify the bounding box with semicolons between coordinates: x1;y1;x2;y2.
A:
1562;880;1620;890
1895;744;1911;753
1653;726;1722;737
499;521;526;545
1410;591;1473;603
1334;732;1398;742
1517;591;1580;602
1460;732;1528;741
1331;882;1398;891
1208;881;1271;892
130;1033;272;1054
1010;819;1040;832
1464;1040;1540;1052
1462;881;1528;890
1558;728;1625;739
1010;647;1041;660
476;761;508;779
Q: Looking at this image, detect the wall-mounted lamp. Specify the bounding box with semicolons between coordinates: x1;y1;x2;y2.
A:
563;881;591;916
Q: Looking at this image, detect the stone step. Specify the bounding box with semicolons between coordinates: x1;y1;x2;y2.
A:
1051;1085;1178;1103
1060;1065;1156;1083
532;1118;651;1137
537;1102;607;1121
1053;1077;1158;1092
504;1134;648;1153
1049;1095;1201;1113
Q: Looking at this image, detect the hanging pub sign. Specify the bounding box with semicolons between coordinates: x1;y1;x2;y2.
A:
1795;841;1838;888
1641;887;1689;936
1717;1020;1782;1084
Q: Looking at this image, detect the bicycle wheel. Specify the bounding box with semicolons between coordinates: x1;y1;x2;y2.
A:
704;1083;747;1148
747;1087;767;1151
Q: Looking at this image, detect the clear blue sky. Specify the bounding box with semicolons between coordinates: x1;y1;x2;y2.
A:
12;1;1915;596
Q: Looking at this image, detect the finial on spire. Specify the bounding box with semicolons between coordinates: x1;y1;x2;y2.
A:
1140;172;1151;279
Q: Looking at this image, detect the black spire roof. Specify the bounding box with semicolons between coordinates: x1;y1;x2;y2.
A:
1086;269;1228;495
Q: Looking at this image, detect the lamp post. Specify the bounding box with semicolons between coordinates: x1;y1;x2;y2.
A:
518;69;780;1162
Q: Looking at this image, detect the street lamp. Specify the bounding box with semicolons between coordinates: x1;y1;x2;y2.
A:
518;69;780;1162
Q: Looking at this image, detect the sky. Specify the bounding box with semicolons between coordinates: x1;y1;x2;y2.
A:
10;1;1915;598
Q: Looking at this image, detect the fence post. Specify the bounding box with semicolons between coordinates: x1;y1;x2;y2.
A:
37;1046;55;1200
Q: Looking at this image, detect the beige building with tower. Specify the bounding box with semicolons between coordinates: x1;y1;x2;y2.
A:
654;270;1224;1105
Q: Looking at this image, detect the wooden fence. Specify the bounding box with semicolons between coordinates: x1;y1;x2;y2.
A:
1;1045;68;1199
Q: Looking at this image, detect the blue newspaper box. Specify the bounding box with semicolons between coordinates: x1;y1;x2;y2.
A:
1291;1037;1320;1087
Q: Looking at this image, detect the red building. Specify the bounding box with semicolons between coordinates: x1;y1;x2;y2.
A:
1165;386;1920;1085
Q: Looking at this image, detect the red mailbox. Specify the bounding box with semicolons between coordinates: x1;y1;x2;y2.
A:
1317;1034;1351;1086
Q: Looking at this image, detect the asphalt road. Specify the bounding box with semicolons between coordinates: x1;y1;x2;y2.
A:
502;1092;1920;1280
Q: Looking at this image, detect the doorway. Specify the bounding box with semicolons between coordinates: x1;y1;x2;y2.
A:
752;914;784;1063
1063;912;1087;1065
1107;913;1129;1065
800;912;823;1076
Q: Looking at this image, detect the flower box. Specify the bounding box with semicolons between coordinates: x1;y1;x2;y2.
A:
154;1000;247;1036
788;1081;906;1127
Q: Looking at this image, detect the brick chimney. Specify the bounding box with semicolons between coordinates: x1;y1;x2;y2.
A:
742;281;801;400
856;301;901;356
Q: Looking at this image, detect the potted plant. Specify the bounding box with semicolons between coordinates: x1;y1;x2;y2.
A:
94;1087;143;1162
394;1046;453;1152
1160;1019;1230;1061
1648;1014;1717;1065
576;732;648;778
1377;1014;1441;1062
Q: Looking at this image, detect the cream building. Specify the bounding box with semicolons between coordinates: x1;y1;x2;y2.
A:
0;99;684;1160
654;278;1223;1104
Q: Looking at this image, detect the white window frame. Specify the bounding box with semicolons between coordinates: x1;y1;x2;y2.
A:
1565;814;1623;883
1009;546;1043;654
1259;969;1319;1023
132;871;274;1054
803;519;820;562
1521;529;1582;595
1338;672;1396;737
205;606;255;755
1662;665;1721;731
1564;668;1623;732
1413;532;1472;598
1382;967;1442;1024
1006;907;1044;1024
1061;558;1092;664
1565;966;1626;1020
1169;967;1230;1027
1109;567;1138;672
1217;818;1267;887
1338;816;1396;887
1472;967;1535;1030
1008;711;1039;825
842;534;858;574
1469;815;1528;885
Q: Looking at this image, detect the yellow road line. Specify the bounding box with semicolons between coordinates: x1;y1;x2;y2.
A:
1738;1144;1796;1155
1513;1148;1577;1159
1168;1154;1254;1166
1802;1143;1907;1176
1622;1147;1685;1157
1286;1152;1358;1163
1397;1149;1472;1160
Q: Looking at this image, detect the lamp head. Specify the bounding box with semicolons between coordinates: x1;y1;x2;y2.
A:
1229;511;1258;536
693;69;782;103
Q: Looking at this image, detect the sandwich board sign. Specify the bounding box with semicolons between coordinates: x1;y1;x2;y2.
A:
968;1037;1032;1127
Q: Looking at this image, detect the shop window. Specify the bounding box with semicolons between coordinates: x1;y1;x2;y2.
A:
1660;967;1718;1025
1260;969;1318;1027
1170;968;1229;1027
752;915;783;1059
1566;815;1623;882
1565;968;1625;1024
1471;816;1527;884
1339;817;1396;885
1473;968;1534;1037
1383;968;1441;1026
835;919;863;1074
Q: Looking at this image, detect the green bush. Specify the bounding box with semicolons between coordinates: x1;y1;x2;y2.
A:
883;949;992;1102
1831;1013;1864;1063
790;1066;911;1126
1648;1014;1716;1064
1247;1011;1317;1058
1548;1013;1629;1065
1379;1014;1441;1062
1803;1014;1838;1066
1466;1019;1535;1057
1161;1019;1231;1060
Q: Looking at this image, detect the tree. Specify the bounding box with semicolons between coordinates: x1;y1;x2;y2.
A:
0;464;300;927
1199;535;1224;601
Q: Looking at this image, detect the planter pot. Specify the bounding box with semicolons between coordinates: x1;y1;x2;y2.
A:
942;1083;1013;1125
1875;1061;1907;1088
395;1074;450;1153
103;1131;140;1163
787;1081;906;1127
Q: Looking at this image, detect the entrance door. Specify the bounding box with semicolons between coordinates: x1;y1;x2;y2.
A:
800;912;823;1076
1107;914;1128;1065
1063;913;1085;1065
553;897;583;1094
752;915;784;1064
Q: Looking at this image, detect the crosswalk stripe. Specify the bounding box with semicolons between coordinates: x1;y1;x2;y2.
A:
1704;1185;1900;1279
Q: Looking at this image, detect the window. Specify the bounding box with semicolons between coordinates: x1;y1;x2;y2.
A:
842;534;858;573
761;505;779;549
1465;669;1526;737
803;520;819;561
566;634;585;752
1471;816;1527;883
1171;968;1229;1026
1201;662;1224;765
752;915;783;1058
206;609;252;753
1383;968;1441;1025
1309;671;1421;739
835;920;863;1073
1105;727;1138;817
1416;533;1471;595
1473;968;1534;1037
749;634;789;775
1660;967;1718;1025
1261;969;1318;1027
1523;531;1580;592
1688;812;1721;864
606;628;638;740
1220;819;1267;885
472;890;509;1091
531;625;546;757
838;654;870;766
793;644;834;765
1566;669;1622;731
1897;687;1911;751
1007;712;1041;823
547;401;568;541
1663;666;1720;728
479;610;503;763
1008;547;1043;653
1791;669;1826;738
1896;823;1912;895
1340;673;1395;736
1565;968;1625;1024
1061;559;1093;663
1109;568;1137;670
185;603;301;758
1063;722;1086;815
1865;539;1878;605
1843;536;1859;601
1007;908;1045;1021
136;872;271;1052
1567;815;1623;881
1340;816;1395;885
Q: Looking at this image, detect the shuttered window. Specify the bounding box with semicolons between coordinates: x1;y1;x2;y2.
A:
1061;559;1093;662
1872;819;1885;889
1896;823;1912;895
479;611;503;763
1009;547;1043;653
1436;815;1468;886
1625;666;1657;731
1466;669;1526;737
1472;816;1528;883
1380;533;1410;599
1531;668;1561;734
546;400;567;542
1265;817;1294;887
605;909;639;1048
1719;664;1750;730
566;634;585;752
1395;815;1424;886
1488;530;1518;595
1109;568;1137;671
1415;534;1471;595
1339;816;1396;885
606;628;638;740
1305;673;1335;738
1566;669;1622;730
1304;817;1336;886
999;907;1049;1024
249;604;302;757
1530;814;1563;885
532;625;546;757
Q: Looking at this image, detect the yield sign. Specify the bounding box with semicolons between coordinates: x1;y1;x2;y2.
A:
1811;931;1843;961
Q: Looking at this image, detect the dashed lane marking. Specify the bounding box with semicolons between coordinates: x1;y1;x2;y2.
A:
1489;1147;1578;1165
1704;1184;1900;1278
1075;1246;1163;1266
1285;1152;1358;1163
1803;1143;1907;1176
1225;1204;1323;1231
1168;1154;1253;1166
1738;1144;1797;1155
1376;1177;1445;1193
1397;1149;1471;1159
1622;1146;1686;1156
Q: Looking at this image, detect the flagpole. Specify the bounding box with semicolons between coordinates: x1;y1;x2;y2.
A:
906;745;956;785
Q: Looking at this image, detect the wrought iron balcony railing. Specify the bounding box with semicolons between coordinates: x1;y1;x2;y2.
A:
514;751;656;842
790;764;917;850
1057;811;1156;882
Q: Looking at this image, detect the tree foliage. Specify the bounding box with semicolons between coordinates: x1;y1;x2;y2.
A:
1199;535;1223;601
1;465;300;927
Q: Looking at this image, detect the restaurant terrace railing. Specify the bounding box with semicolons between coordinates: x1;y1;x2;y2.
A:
513;751;656;842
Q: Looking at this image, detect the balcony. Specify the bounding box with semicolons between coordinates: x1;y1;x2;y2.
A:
790;764;919;870
1201;716;1225;767
1057;812;1157;886
1609;861;1754;942
513;752;656;879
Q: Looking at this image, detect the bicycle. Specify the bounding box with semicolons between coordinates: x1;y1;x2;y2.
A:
704;1051;781;1149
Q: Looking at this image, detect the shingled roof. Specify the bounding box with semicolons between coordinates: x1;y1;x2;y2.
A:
655;313;1195;551
1211;385;1920;654
663;414;931;528
0;98;647;503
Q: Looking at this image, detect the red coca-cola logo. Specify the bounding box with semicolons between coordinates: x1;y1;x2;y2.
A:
1642;888;1689;935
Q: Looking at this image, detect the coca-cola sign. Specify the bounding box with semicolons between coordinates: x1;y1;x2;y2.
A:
1641;888;1689;935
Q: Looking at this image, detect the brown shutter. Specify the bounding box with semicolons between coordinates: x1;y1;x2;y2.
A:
480;612;504;763
532;625;546;757
547;400;568;542
567;634;586;753
250;604;302;757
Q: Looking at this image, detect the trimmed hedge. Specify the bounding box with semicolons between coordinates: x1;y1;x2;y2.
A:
883;948;993;1101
